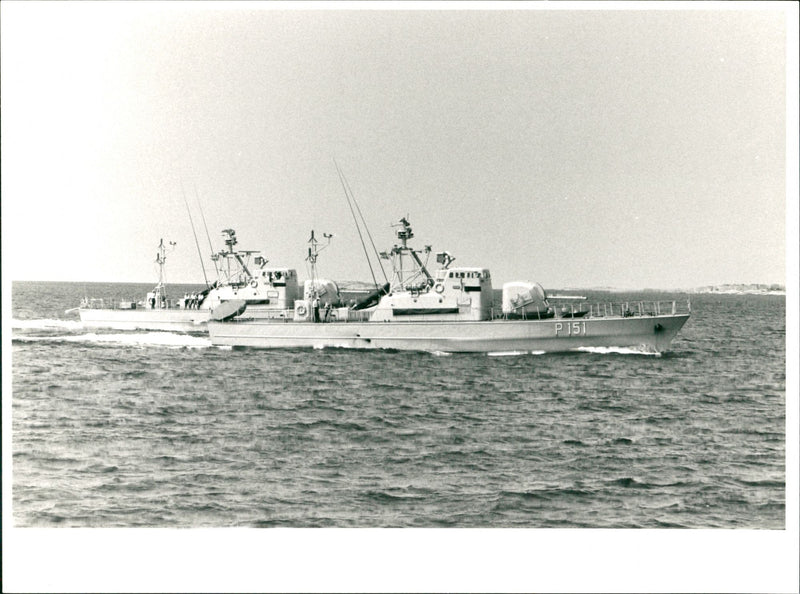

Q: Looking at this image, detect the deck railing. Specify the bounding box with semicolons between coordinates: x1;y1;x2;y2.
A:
241;300;691;324
80;297;186;310
82;296;692;323
489;299;691;321
243;308;374;323
81;298;141;310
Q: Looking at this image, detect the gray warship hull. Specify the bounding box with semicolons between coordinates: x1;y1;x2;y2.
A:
208;312;690;354
78;303;295;333
78;308;209;333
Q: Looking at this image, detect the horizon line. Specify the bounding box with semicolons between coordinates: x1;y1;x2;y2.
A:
8;278;787;292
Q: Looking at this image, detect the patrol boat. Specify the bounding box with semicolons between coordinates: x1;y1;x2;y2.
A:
77;229;300;333
207;217;690;353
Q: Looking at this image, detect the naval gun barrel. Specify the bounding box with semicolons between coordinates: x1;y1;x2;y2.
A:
351;282;391;311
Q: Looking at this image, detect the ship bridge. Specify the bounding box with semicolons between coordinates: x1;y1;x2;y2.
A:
434;267;493;316
435;267;491;289
256;267;296;287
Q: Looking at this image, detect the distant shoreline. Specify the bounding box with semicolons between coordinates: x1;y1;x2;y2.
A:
688;289;786;296
679;283;784;296
579;285;785;295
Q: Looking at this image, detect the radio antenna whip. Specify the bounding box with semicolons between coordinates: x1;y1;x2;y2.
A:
181;182;209;287
340;164;387;284
333;158;388;288
194;183;220;281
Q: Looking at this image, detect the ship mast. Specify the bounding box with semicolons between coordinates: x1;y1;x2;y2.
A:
386;217;433;291
154;238;176;307
210;229;259;287
223;229;252;278
306;230;332;300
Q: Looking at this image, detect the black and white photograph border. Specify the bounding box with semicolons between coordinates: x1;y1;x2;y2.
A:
2;1;798;592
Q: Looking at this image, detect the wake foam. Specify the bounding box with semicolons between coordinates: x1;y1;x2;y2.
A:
13;330;211;349
11;318;84;331
487;350;546;357
429;350;452;357
574;345;661;356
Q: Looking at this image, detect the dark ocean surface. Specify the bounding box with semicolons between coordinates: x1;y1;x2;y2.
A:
10;281;786;528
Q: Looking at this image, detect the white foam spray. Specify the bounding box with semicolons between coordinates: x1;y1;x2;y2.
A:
13;328;211;349
574;345;661;357
11;318;84;331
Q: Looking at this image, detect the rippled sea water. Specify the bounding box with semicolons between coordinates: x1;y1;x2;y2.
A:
10;281;786;528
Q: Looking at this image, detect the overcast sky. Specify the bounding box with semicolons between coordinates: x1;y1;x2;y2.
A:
1;3;794;289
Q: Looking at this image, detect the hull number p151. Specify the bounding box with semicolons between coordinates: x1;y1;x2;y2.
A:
555;321;587;336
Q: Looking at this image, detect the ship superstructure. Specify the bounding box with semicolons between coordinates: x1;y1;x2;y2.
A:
77;229;299;332
207;216;690;353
